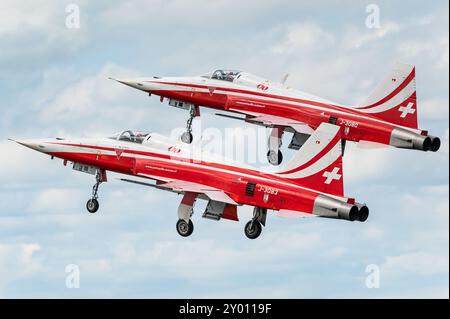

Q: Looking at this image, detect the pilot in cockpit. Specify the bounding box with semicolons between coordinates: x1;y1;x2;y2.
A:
211;70;241;82
109;130;150;144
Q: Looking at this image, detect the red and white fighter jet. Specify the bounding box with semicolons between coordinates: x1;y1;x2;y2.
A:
113;63;441;165
11;123;369;239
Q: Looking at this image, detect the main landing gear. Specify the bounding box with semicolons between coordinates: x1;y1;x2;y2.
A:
181;105;200;144
244;207;267;239
176;192;197;237
86;169;106;213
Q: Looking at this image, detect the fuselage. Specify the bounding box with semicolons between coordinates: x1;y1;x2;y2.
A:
16;134;354;216
117;71;427;147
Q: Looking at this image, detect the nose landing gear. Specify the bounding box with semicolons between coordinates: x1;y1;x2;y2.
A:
267;127;284;166
181;105;200;144
86;169;106;213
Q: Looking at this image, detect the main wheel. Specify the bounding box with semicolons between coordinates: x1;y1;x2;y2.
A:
244;220;262;239
181;132;193;144
86;198;99;213
267;150;283;165
176;219;194;237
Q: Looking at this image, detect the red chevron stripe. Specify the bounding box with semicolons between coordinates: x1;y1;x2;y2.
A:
356;67;415;110
277;131;341;175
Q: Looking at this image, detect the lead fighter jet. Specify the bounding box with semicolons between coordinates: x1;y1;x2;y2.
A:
11;123;368;239
113;63;441;165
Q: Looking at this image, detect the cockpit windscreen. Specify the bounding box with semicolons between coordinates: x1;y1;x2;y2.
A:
109;130;150;144
209;69;241;82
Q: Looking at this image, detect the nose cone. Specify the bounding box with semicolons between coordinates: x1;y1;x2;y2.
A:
9;138;51;153
110;77;148;91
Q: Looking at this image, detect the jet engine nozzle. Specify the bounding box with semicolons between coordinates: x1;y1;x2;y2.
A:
313;195;359;222
429;135;441;152
389;128;433;151
355;203;370;222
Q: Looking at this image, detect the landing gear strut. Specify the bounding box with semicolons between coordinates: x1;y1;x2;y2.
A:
244;207;267;239
181;105;199;144
86;169;104;213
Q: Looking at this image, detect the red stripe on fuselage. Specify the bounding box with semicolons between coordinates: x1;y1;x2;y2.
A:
145;80;359;115
48;142;279;182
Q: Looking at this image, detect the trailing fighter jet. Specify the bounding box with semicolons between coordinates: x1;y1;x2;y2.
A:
112;63;441;165
11;123;369;239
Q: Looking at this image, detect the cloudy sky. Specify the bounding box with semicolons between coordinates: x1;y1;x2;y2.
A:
0;0;448;298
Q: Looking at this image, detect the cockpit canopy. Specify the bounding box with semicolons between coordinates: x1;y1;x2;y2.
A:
201;69;242;82
200;70;275;90
109;130;151;144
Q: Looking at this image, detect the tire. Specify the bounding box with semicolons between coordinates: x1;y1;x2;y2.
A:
244;220;262;239
86;198;99;213
181;132;193;144
176;219;194;237
267;150;283;166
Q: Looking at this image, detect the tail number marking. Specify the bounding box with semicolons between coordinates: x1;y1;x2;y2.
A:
338;119;359;128
257;185;279;195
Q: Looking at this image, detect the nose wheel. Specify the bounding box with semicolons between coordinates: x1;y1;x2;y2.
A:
267;150;283;166
86;170;104;214
181;131;193;144
86;198;99;213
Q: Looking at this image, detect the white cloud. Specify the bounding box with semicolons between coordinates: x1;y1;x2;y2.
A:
381;252;449;276
27;188;84;213
0;0;54;37
271;22;335;54
0;243;42;289
39;63;140;122
397;36;449;70
345;21;400;49
344;143;391;183
420;98;450;120
0;0;87;68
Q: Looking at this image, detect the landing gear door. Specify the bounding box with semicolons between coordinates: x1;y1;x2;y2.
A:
178;192;198;222
203;200;239;222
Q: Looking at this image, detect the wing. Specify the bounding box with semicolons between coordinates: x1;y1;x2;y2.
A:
160;180;237;205
218;97;315;134
120;174;237;205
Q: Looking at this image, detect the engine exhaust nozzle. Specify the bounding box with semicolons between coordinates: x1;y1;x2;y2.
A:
429;135;441;152
313;195;359;222
390;128;432;151
356;203;370;222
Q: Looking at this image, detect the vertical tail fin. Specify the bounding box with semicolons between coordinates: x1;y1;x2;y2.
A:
275;123;344;197
356;63;418;129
